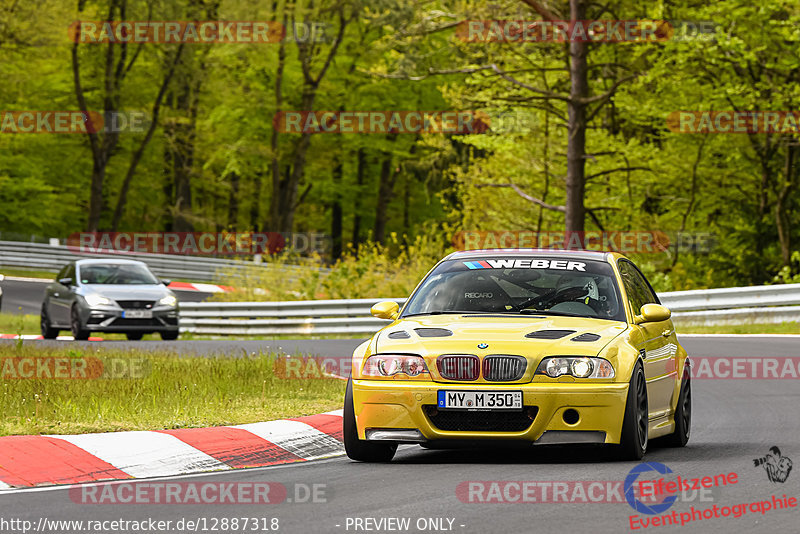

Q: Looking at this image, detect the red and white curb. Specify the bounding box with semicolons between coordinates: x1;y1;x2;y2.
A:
167;281;232;293
0;410;343;489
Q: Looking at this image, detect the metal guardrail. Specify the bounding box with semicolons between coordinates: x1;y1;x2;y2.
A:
179;299;406;335
178;284;800;335
0;240;323;282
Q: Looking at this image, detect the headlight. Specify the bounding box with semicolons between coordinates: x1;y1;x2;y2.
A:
158;295;177;307
536;357;615;378
84;294;113;307
363;354;429;377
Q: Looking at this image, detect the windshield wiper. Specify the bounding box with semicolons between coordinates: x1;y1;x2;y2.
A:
518;309;583;317
402;311;472;317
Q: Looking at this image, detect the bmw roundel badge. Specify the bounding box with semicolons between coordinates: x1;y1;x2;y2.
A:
477;343;488;349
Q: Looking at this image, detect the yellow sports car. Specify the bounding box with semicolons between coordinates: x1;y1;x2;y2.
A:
344;249;690;462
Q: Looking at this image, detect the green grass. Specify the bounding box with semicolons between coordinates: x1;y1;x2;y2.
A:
0;344;345;436
0;267;57;280
675;322;799;334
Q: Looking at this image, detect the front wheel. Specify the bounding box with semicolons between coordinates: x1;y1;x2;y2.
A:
40;305;59;339
70;306;90;341
618;361;648;460
663;371;691;447
343;378;397;462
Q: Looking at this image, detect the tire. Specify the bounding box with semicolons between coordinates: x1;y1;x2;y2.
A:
160;331;179;341
70;306;90;341
40;305;59;339
125;333;144;341
343;377;397;462
663;371;691;447
618;361;648;460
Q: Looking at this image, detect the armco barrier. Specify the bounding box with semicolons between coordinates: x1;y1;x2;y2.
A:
178;284;800;335
0;240;324;282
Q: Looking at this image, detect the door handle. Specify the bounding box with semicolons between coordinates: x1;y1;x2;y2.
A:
662;329;673;337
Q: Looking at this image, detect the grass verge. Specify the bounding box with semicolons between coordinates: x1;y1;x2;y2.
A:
676;322;799;334
0;344;344;436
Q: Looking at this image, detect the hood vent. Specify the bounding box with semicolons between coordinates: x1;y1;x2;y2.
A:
387;331;411;339
415;328;453;338
571;333;601;342
525;329;575;340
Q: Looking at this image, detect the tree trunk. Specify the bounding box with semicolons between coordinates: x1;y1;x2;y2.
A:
565;0;588;236
374;148;398;244
776;142;796;267
352;148;365;247
227;171;240;229
331;161;343;259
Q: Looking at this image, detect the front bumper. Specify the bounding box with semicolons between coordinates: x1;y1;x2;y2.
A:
352;379;629;445
79;305;179;333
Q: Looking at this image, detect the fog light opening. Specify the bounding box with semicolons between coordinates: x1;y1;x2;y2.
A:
526;407;538;421
563;408;580;425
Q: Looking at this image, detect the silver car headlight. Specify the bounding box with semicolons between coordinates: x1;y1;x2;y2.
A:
158;295;177;307
84;294;113;307
536;357;615;378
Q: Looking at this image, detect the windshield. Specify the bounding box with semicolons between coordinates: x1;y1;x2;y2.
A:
401;257;625;321
78;263;160;285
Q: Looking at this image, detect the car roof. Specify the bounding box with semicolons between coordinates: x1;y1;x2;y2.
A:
444;248;612;262
74;258;149;266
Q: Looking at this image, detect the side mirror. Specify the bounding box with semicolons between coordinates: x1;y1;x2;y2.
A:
371;300;400;320
634;303;671;324
58;277;73;286
161;279;172;286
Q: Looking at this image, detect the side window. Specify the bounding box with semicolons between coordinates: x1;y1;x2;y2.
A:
65;264;76;284
618;261;657;316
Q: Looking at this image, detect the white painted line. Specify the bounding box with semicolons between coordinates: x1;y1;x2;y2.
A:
322;409;344;417
679;333;800;338
0;480;10;490
50;431;230;478
233;420;343;460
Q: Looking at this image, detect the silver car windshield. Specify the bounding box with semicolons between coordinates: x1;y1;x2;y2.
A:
78;264;160;285
401;258;625;321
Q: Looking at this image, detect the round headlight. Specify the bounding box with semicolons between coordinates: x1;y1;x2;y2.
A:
546;358;569;377
571;358;594;378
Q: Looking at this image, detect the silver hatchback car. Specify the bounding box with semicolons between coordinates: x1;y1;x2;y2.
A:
41;259;179;340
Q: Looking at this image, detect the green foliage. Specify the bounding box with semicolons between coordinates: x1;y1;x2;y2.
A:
1;0;800;289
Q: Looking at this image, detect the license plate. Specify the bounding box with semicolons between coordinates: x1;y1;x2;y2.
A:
437;390;523;411
122;310;152;319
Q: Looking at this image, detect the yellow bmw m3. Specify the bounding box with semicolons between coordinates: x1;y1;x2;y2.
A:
344;249;691;462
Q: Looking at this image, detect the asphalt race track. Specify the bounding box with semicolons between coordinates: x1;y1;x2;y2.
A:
1;336;799;533
0;278;211;316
